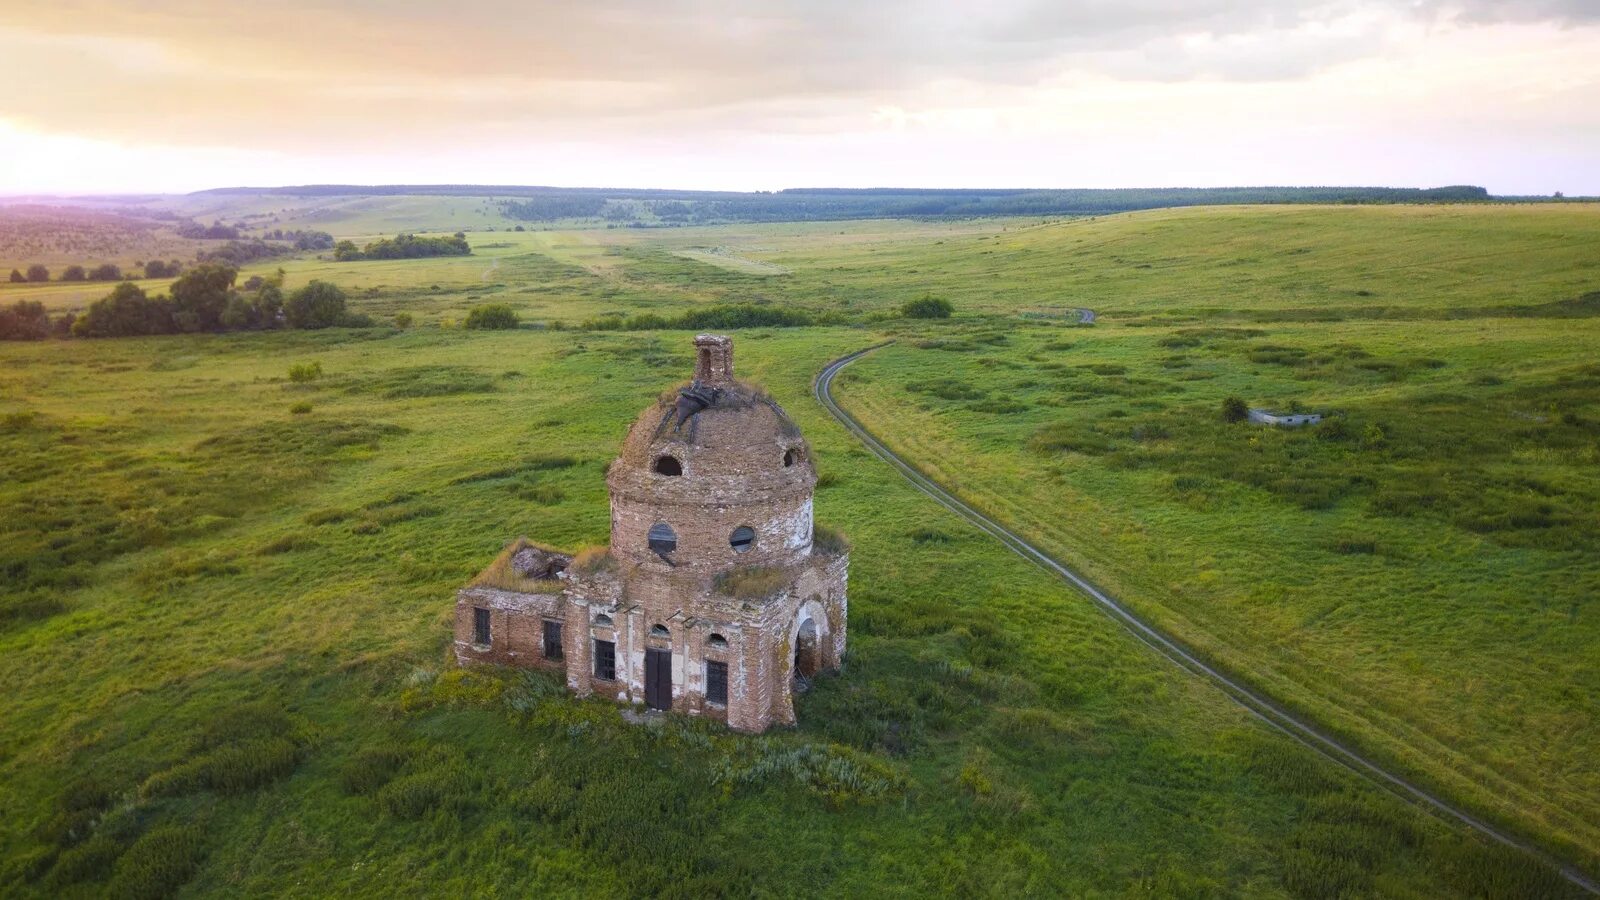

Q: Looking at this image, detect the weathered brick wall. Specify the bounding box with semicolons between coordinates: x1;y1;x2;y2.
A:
454;587;565;672
609;488;813;572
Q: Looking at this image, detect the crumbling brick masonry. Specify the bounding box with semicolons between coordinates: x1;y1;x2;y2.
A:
453;334;848;732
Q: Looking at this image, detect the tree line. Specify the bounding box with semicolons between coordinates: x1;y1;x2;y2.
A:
6;229;333;285
333;232;471;261
9;263;129;283
0;266;369;340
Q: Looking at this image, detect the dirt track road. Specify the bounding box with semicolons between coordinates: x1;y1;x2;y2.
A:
813;342;1596;895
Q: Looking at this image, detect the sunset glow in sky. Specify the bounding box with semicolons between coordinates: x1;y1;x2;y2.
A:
1;1;1596;194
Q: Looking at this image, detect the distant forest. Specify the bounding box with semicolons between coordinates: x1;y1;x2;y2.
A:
190;183;1520;225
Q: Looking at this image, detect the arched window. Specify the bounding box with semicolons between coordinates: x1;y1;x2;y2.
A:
650;624;670;638
707;633;728;649
648;522;677;554
594;614;613;627
729;525;756;553
653;455;683;476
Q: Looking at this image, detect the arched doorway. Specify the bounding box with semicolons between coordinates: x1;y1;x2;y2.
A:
793;617;820;691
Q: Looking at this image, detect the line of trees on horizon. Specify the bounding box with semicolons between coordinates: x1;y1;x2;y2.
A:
0;265;370;340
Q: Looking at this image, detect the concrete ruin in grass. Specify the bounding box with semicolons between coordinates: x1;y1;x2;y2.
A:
453;334;849;732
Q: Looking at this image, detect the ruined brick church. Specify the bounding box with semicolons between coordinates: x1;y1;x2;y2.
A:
453;334;848;732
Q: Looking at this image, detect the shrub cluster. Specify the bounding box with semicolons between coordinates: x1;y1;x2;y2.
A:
0;300;53;340
8;262;131;283
333;232;471;261
464;303;520;330
1;267;374;340
140;259;183;278
581;303;828;331
196;239;290;266
261;228;335;250
901;293;954;319
176;220;241;239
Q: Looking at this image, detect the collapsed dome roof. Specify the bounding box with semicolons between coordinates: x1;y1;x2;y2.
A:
609;335;815;486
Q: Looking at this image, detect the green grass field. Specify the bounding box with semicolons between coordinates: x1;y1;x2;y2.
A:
2;203;1596;896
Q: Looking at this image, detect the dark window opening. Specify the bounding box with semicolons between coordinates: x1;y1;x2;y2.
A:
783;448;798;467
473;607;491;645
707;632;728;649
706;660;729;705
730;525;756;553
650;624;670;639
594;639;616;680
648;522;677;554
543;619;563;660
594;613;613;627
653;455;682;476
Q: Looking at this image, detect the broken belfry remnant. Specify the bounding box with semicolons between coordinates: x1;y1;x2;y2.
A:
454;334;848;732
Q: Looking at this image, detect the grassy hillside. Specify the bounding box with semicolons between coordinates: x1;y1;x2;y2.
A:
2;204;1595;896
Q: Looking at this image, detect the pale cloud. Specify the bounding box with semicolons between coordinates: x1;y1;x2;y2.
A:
0;0;1595;192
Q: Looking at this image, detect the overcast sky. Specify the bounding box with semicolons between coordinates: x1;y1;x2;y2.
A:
1;1;1596;194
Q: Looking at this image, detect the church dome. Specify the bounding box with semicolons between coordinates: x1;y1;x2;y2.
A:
606;335;816;571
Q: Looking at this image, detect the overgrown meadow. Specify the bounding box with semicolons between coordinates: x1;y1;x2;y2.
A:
1;203;1596;897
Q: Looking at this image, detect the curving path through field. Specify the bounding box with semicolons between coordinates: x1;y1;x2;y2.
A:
813;342;1597;895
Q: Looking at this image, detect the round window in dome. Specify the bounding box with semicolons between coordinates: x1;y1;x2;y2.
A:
648;522;677;554
729;526;756;553
654;455;683;476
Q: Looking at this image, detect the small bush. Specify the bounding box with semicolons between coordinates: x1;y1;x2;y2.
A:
287;361;323;383
106;825;205;900
393;312;413;328
1221;397;1249;423
901;294;953;319
289;401;313;415
465;304;520;330
284;280;351;329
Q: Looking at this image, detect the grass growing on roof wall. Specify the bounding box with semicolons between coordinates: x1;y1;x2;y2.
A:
1;204;1597;896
